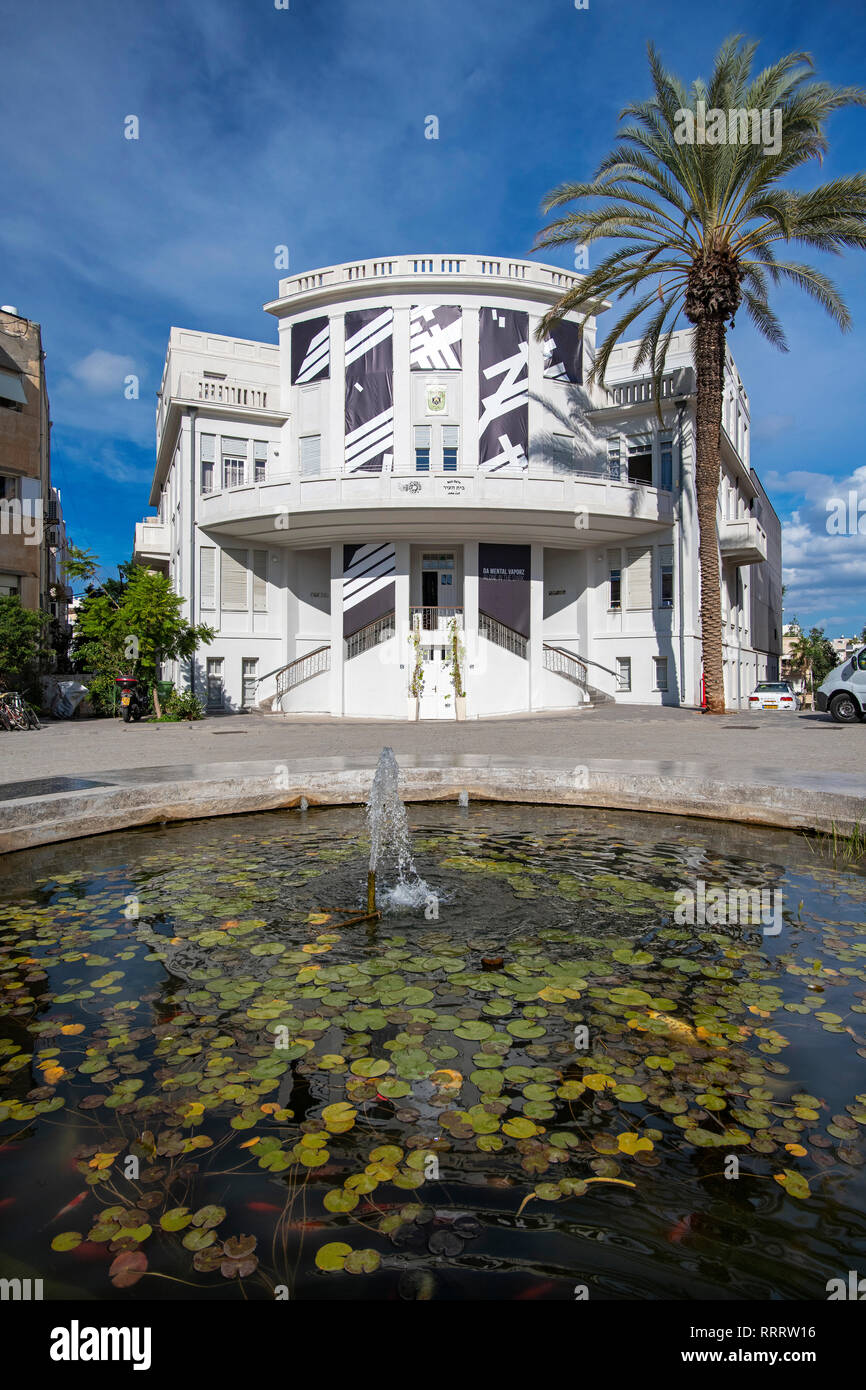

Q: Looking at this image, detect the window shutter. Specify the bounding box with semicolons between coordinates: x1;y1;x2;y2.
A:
254;441;267;463
221;548;248;609
606;547;621;571
442;425;459;448
300;434;321;476
659;544;674;567
626;546;652;609
200;434;216;462
200;548;215;609
221;437;248;457
414;426;431;448
252;550;268;611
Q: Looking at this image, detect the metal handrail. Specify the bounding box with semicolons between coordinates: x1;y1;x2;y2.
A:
543;644;619;680
345;611;396;660
275;644;330;700
543;644;588;686
478;610;528;658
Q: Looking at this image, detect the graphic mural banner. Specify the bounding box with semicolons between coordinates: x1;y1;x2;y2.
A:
542;320;583;384
478;542;531;637
291;316;330;384
342;542;396;636
410;305;462;370
344;308;394;474
478;308;529;472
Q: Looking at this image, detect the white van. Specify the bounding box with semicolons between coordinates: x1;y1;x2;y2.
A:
815;647;866;723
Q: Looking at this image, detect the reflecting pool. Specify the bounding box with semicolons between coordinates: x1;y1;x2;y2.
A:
1;804;864;1300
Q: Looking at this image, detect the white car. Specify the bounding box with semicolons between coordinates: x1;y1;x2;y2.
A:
748;681;799;711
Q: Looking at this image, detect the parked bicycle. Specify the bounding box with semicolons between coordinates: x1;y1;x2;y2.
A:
0;691;41;731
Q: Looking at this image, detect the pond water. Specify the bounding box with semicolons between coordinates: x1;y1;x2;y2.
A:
1;804;864;1301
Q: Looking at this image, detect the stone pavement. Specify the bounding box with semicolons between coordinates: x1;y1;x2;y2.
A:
0;704;860;783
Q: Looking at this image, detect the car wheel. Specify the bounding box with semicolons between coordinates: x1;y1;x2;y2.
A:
829;693;860;724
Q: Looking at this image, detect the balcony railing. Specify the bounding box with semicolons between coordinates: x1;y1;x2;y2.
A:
275;254;582;302
176;372;273;411
410;606;464;631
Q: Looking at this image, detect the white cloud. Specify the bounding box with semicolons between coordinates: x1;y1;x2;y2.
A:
69;349;137;394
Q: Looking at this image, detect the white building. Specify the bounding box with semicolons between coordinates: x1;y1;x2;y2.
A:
133;252;782;718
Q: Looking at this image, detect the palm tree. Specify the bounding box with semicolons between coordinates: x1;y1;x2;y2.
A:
534;37;866;713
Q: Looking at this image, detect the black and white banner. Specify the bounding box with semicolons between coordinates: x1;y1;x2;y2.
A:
542;319;583;383
478;542;531;637
478;308;529;472
342;542;396;636
410;304;462;370
344;308;394;474
291;316;330;384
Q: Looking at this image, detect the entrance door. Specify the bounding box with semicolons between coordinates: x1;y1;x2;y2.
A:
421;569;438;630
418;646;452;719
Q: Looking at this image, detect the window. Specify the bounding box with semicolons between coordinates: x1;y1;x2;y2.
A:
442;425;459;472
0;572;20;597
415;425;431;472
0;475;19;501
252;551;268;612
627;438;653;485
616;657;631;692
653;656;669;692
607;436;621;481
254;441;268;484
221;548;248;610
200;548;216;610
242;658;258;708
626;546;652;610
660;434;673;491
200;435;216;494
222;438;248;489
552;433;575;469
206;658;224;708
300;434;321;477
607;548;622;610
659;545;674;609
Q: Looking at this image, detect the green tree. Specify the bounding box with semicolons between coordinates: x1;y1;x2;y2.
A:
788;625;838;700
0;595;50;691
534;37;866;713
64;544;99;588
73;565;214;716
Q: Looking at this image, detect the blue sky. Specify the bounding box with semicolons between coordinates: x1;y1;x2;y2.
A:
3;0;866;634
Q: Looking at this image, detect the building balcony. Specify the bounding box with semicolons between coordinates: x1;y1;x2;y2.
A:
197;468;676;548
719;516;767;566
133;520;170;568
265;253;595;315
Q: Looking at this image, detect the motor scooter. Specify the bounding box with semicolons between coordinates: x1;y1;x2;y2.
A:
115;674;148;723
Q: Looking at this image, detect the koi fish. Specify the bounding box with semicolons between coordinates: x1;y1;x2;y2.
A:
515;1281;556;1299
668;1213;694;1244
44;1191;88;1226
246;1201;283;1213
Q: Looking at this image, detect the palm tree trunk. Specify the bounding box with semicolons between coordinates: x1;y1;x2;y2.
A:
694;317;726;714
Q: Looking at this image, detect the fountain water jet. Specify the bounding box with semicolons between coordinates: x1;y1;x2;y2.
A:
366;747;429;911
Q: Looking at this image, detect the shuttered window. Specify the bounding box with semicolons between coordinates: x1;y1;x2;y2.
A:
254;440;268;483
442;424;459;472
658;544;674;609
252;550;268;612
626;546;652;610
200;434;216;494
222;438;247;489
300;434;321;476
200;548;216;610
221;548;248;610
414;426;431;473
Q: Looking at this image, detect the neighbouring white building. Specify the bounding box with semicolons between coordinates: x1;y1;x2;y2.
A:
133;252;782;718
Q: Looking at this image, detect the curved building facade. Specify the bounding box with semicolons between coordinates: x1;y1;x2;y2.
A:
134;253;782;717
